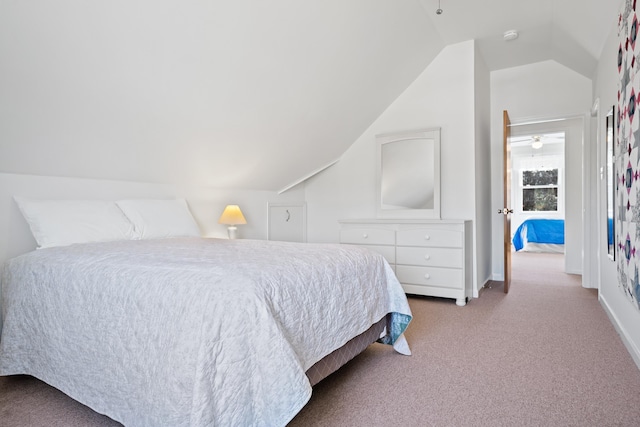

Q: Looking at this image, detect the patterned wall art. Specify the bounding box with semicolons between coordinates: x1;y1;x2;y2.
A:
617;0;640;310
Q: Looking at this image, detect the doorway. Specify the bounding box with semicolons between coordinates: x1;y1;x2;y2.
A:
510;131;566;254
507;117;584;279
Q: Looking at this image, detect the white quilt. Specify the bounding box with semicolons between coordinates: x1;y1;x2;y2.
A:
0;238;411;426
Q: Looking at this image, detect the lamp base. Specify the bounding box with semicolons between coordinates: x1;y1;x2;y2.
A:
227;225;238;239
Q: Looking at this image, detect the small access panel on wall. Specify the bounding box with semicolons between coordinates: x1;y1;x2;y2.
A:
268;203;306;243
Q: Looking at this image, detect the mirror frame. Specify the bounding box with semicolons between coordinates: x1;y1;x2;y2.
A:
606;106;616;260
375;128;441;219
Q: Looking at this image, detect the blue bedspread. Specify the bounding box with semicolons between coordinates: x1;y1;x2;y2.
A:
512;218;564;251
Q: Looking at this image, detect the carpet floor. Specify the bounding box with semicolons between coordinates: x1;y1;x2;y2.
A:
1;251;639;426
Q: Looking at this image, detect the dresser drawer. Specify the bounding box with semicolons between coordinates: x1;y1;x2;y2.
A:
340;228;395;245
396;265;462;289
396;247;462;268
396;228;462;248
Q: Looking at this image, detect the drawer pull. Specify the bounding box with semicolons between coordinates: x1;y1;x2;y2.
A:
424;254;431;260
362;233;368;239
424;234;431;240
424;273;431;280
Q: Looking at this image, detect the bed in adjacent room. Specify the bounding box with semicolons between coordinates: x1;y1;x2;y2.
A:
512;218;565;253
0;197;412;427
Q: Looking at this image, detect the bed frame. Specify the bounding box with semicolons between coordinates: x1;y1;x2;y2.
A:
306;316;386;386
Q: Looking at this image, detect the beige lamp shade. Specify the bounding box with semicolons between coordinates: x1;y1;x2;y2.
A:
218;205;247;225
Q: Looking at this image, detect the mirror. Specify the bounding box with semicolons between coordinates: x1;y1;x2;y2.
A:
375;128;441;219
606;107;616;260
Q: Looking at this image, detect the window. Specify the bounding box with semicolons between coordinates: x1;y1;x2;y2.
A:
522;169;558;211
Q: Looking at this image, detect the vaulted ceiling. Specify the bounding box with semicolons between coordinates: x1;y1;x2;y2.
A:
0;1;619;191
419;0;616;79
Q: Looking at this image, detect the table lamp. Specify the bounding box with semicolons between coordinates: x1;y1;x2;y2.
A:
218;205;247;239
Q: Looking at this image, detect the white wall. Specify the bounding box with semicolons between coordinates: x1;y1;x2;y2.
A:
304;40;489;295
594;16;640;368
473;42;493;289
490;61;593;278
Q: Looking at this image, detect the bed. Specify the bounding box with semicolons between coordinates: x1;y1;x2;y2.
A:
512;218;565;253
0;198;412;427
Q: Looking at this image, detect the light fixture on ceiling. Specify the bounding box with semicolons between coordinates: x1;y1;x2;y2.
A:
436;0;443;15
504;30;519;41
531;136;543;150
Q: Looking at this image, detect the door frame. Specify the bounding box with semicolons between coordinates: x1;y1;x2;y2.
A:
502;111;512;293
506;115;586;283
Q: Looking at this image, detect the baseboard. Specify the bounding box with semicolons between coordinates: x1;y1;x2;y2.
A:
599;294;640;371
474;277;493;298
478;280;502;297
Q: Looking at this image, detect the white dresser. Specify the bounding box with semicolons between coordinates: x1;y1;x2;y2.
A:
339;219;472;306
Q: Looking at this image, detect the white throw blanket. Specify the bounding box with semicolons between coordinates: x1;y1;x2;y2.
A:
0;238;411;426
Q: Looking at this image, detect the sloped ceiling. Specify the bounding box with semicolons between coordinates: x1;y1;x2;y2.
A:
0;0;443;191
0;0;618;191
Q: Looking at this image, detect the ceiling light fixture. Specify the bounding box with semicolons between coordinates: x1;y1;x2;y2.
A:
531;136;543;150
503;30;519;41
436;0;443;15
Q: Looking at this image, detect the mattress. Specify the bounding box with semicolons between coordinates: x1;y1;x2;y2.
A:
0;237;412;426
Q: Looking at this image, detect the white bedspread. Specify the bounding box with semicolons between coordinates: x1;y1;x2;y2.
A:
0;238;411;426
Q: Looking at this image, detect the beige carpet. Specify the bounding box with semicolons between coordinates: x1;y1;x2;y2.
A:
289;252;640;426
1;251;640;426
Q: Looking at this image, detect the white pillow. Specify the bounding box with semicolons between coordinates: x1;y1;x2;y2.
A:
14;197;138;249
116;199;201;239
